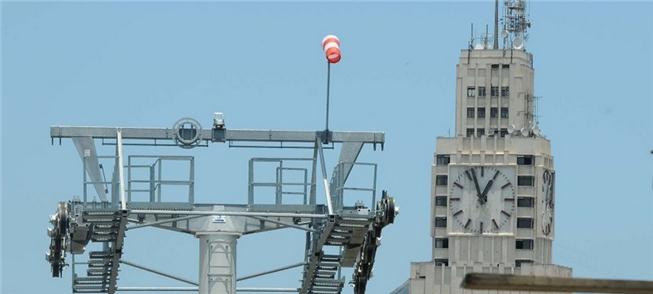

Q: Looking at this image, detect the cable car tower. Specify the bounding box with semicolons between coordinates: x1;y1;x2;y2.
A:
46;35;398;294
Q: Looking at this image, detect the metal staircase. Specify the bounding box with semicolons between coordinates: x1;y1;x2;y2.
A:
73;210;128;293
301;215;370;294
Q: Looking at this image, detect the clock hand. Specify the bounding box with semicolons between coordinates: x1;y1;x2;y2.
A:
480;180;493;202
480;170;500;202
470;169;485;204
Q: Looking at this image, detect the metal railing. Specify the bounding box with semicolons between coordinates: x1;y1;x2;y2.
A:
82;155;116;205
331;161;377;212
248;158;313;206
126;155;194;204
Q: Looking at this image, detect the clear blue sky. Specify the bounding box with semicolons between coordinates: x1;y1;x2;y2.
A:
2;1;652;294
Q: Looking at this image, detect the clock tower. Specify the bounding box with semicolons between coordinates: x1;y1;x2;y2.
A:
393;1;572;293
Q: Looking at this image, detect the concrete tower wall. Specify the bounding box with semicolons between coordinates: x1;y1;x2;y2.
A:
395;47;571;294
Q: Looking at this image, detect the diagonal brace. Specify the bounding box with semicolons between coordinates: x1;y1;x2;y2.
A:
121;260;198;286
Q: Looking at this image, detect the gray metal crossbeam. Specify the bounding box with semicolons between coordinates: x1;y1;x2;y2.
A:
115;287;299;292
50;127;384;144
121;260;198;286
237;262;306;282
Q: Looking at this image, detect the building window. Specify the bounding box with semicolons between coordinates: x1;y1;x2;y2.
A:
477;107;486;118
434;238;449;248
488;128;498;136
515;259;533;267
490;107;498;118
517;197;534;207
501;86;510;97
436;155;450;166
434;217;447;228
467;87;476;97
502;64;510;69
434;258;449;266
491;64;500;69
518;176;534;186
516;239;534;250
436;175;448;186
467;107;475;118
435;196;447;206
466;128;475;137
517;155;534;165
500;128;508;137
476;128;485;137
501;107;509;118
478;86;486;97
517;217;534;228
491;86;499;97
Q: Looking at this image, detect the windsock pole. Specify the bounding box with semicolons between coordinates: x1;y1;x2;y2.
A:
321;35;341;137
326;62;331;132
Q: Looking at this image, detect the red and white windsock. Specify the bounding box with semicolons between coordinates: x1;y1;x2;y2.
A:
321;34;341;64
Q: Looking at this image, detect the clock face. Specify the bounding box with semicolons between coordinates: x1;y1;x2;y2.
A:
541;169;555;236
449;166;516;234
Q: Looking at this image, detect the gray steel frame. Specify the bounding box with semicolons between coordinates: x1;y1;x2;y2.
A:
49;122;389;294
51;127;384;145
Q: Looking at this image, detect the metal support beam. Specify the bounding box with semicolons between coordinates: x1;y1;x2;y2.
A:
117;287;197;291
237;262;306;282
317;139;334;215
129;210;328;219
126;215;204;231
237;288;298;293
462;273;653;293
309;141;318;205
121;260;198;286
116;287;299;292
116;130;127;210
248;216;317;233
51;126;384;144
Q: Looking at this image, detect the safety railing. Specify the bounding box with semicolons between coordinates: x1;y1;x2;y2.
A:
126;155;194;204
248;158;313;206
82;155;116;205
331;161;377;213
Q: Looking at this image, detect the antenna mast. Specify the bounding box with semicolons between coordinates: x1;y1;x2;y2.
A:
493;0;499;49
504;0;531;50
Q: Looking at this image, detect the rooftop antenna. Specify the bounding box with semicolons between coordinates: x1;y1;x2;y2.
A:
469;23;475;49
484;24;489;49
493;0;499;49
504;0;531;50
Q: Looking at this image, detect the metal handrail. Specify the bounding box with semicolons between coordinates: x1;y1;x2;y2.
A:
331;161;377;212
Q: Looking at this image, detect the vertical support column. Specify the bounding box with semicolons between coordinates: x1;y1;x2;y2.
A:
198;233;239;294
189;157;195;203
317;138;334;215
116;129;127;210
309;141;318;206
149;165;155;202
248;159;254;205
157;159;162;202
